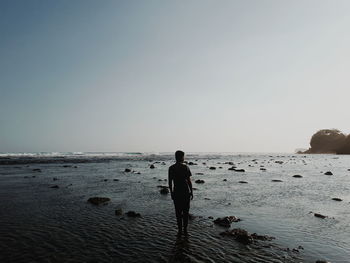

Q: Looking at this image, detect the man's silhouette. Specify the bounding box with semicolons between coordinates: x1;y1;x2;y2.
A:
168;150;193;235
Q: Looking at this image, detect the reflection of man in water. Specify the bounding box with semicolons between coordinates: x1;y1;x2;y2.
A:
168;150;193;235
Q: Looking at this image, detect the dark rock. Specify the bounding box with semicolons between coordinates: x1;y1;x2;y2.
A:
324;171;333;175
251;233;275;241
188;162;197;165
209;166;216;170
239;181;248;184
195;179;205;184
204;198;210;200
314;213;327;219
220;228;274;245
115;209;123;215
88;197;111;205
223;179;227;181
315;260;330;263
332;198;342;201
150;164;155;169
32;168;42;172
124;168;131;172
196;173;204;175
260;168;266;171
293;175;303;178
50;185;59;189
271;179;283;182
113;179;119;181
189;214;196;220
220;228;253;244
214;216;240;227
126;211;141;217
103;179;108;182
53;177;58;181
208;216;213;219
160;187;169;194
62;165;72;168
234;168;245;172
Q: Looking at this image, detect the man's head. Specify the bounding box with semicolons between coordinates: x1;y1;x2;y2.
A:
175;150;185;163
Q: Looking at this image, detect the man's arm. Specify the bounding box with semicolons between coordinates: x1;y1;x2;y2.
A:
187;177;193;200
168;168;173;199
187;166;193;200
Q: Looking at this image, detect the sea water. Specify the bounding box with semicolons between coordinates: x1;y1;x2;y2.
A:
0;152;349;262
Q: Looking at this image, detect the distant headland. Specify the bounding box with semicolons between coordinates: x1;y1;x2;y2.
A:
298;129;350;154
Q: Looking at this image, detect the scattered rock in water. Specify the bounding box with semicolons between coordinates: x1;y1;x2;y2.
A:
220;228;275;245
160;187;169;195
314;213;327;219
223;179;227;181
214;216;240;227
239;181;248;184
88;197;111;205
225;162;234;165
150;164;155;169
115;209;123;215
32;168;42;172
62;165;72;168
293;175;303;178
50;185;59;189
209;166;216;170
324;171;333;175
189;214;196;220
135;172;141;174
103;179;108;182
74;166;78;168
234;168;245;172
24;176;29;178
204;197;210;200
124;168;131;172
228;166;237;170
196;172;204;175
332;198;342;201
271;179;283;182
275;161;284;164
208;216;213;219
113;179;119;181
32;175;36;178
53;177;58;181
315;260;331;263
195;179;205;184
126;211;141;218
188;162;197;165
260;168;266;171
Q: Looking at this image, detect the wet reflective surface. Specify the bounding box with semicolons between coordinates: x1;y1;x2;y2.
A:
1;153;349;262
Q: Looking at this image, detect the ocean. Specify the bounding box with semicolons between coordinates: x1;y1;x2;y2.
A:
0;152;349;263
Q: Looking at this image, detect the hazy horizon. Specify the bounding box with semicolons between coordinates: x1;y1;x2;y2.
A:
1;0;350;153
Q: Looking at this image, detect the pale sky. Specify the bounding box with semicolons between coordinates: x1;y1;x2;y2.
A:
1;0;350;153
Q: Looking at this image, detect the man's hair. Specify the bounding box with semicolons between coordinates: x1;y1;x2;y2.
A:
175;150;185;162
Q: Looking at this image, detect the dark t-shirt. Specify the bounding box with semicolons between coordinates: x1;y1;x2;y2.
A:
168;162;192;198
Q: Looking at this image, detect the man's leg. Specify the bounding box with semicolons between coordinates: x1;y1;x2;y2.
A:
183;198;190;234
174;199;183;234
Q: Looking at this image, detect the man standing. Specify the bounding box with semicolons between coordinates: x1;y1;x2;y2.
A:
168;150;193;235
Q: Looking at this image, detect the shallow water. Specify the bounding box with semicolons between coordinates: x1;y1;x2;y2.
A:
0;153;349;262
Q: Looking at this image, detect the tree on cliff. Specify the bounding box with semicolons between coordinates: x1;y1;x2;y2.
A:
304;129;347;153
